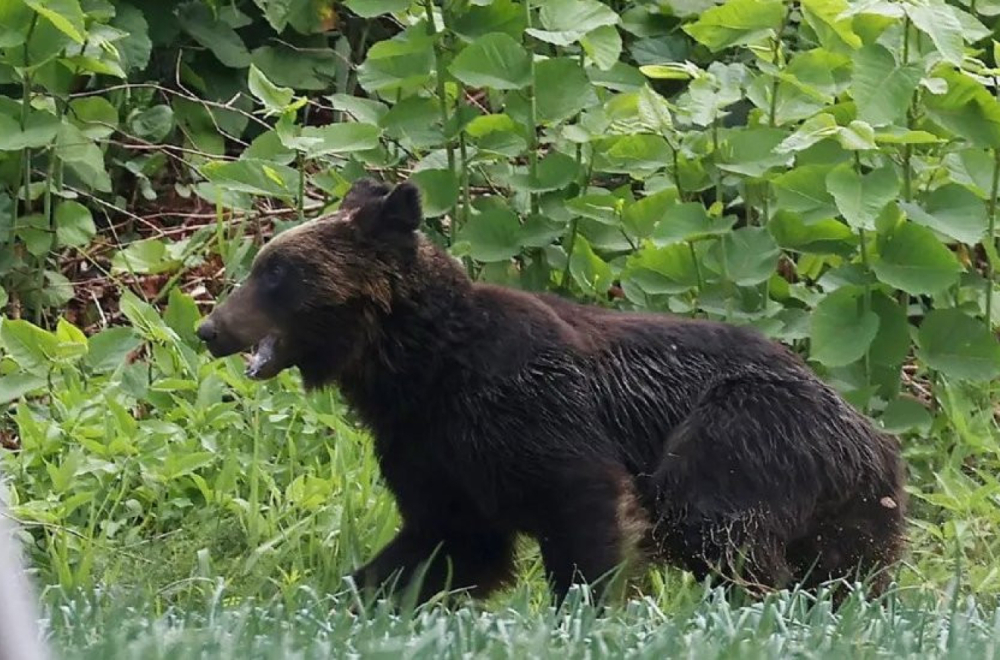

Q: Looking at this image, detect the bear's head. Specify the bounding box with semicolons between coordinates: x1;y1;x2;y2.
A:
196;178;438;386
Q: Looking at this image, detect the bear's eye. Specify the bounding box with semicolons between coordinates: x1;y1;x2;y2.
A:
262;262;285;291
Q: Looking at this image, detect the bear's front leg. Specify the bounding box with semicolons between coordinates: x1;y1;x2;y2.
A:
349;526;516;606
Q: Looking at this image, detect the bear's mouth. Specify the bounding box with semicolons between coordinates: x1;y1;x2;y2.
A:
245;333;287;380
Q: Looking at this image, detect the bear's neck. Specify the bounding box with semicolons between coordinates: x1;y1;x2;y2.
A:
335;268;480;428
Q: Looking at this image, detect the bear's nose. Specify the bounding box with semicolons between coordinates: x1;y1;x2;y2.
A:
196;320;217;343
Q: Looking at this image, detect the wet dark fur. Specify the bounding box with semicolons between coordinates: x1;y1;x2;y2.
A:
198;179;908;606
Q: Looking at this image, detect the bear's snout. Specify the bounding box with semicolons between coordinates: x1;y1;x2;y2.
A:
196;317;246;358
196;320;217;343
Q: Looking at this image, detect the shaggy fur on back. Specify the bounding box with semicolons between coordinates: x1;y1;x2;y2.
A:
197;179;907;605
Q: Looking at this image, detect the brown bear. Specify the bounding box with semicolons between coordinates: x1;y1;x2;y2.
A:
196;178;907;606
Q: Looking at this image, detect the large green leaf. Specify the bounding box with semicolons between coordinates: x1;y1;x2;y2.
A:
810;286;880;367
772;165;839;223
119;290;180;344
905;2;964;66
651;203;736;246
248;64;296;116
924;67;1000;149
112;2;153;72
708;227;781;286
0;372;46;405
177;2;251;68
683;0;785;52
129;105;174;142
0;319;59;375
17;214;51;257
717;127;790;177
411;168;459;218
86;327;141;374
775;113;839;154
449;33;532;90
566;194;622;225
297;123;381;157
344;0;409;17
581;25;622;71
944;148;995;198
569;235;614;295
851;44;922;126
452;0;526;41
879;397;932;435
251;45;342;91
867;291;910;369
800;0;861;50
70;97;119;140
0;1;33;48
357;29;435;93
24;0;85;43
900;184;988;245
917;309;1000;382
826;164;899;232
622;189;680;239
509;151;580;192
534;58;598;124
380;97;442;149
56;123;112;193
592;134;672;174
202;159;300;198
871;223;963;295
55;201;96;248
636;85;674;134
529;0;619;46
111;238;183;275
457;208;522;262
769;212;855;254
0;108;59;151
623;244;702;296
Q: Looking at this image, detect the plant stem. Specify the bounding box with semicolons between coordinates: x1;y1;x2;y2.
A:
712;119;721;204
459;125;470;226
671;146;684;201
560;154;594;290
719;238;733;322
902;16;911;64
20;14;39;323
986;149;1000;330
767;3;791;128
425;0;455;177
297;151;306;223
689;240;703;292
19;23;36;217
902;18;915;202
859;227;873;393
853;150;873;393
346;22;371;98
524;0;539;215
560;218;580;290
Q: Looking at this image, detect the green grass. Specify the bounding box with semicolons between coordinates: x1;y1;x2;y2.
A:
41;583;1000;659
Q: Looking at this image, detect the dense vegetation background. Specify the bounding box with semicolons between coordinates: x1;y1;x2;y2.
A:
1;0;1000;656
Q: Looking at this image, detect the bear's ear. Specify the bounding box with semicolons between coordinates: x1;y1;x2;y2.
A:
355;181;423;235
340;177;392;212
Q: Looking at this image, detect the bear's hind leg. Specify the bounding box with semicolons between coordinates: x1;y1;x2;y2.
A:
650;382;827;594
787;491;906;598
657;512;794;594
